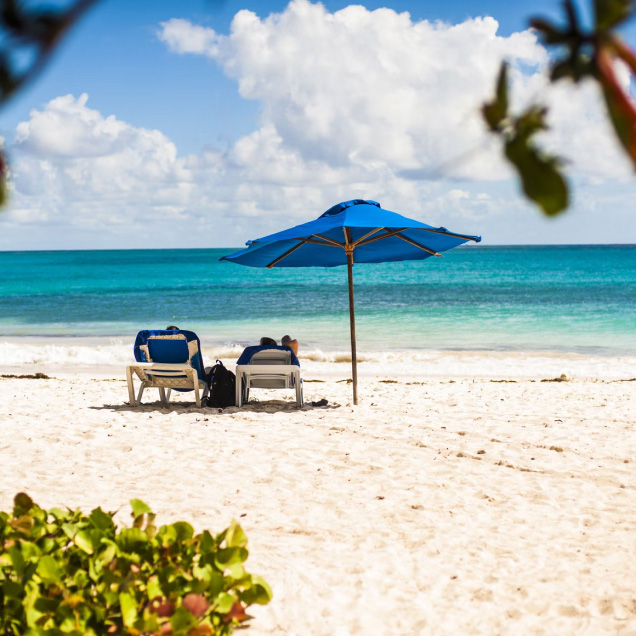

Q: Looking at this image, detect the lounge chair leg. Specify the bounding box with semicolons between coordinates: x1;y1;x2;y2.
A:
296;378;304;407
166;388;172;402
126;367;136;406
159;388;168;404
137;382;146;404
235;373;240;408
193;372;201;407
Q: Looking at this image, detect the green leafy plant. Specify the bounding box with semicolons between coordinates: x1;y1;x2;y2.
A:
483;63;569;216
0;492;272;635
484;0;636;216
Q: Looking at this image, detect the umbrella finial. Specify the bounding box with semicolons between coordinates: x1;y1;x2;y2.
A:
320;199;381;218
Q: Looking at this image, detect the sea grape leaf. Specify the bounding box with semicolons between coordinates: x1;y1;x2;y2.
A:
11;514;34;535
130;499;152;518
530;18;567;44
33;596;59;613
595;0;634;29
224;521;247;549
49;507;71;521
207;571;225;599
2;580;24;599
147;576;163;600
249;575;273;605
119;591;137;627
74;530;94;554
8;545;26;575
213;592;236;614
89;507;115;531
199;531;216;555
172;521;194;543
505;134;569;216
170;606;198;631
117;527;148;552
483;65;569;216
193;563;214;583
482;63;508;130
182;593;210;618
14;492;34;514
225;563;246;581
36;556;62;582
214;547;248;569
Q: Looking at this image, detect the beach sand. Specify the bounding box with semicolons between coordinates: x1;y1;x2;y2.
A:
1;352;635;634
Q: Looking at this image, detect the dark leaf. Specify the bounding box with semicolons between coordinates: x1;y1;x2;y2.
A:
170;606;197;631
529;18;567;44
14;492;34;514
595;0;634;30
505;135;569;216
482;62;509;131
550;59;576;82
89;507;115;531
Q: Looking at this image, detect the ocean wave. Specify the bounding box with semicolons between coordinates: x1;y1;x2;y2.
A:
0;341;368;367
3;340;635;381
0;341;132;367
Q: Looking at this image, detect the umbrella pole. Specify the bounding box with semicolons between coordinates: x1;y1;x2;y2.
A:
346;250;358;405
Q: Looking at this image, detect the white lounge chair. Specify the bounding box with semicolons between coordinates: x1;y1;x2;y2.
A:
235;348;303;407
126;329;209;407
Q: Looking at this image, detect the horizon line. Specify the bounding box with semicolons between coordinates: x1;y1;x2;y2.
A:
1;242;636;254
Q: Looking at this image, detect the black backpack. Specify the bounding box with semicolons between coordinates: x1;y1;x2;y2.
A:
207;360;236;408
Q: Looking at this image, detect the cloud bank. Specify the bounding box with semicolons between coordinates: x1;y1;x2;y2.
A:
2;0;633;249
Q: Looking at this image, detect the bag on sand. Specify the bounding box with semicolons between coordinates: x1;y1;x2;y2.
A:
207;360;236;408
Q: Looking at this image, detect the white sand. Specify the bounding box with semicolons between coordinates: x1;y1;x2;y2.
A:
1;352;636;634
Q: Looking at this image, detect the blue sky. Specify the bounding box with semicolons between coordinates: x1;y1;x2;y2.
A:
0;0;634;249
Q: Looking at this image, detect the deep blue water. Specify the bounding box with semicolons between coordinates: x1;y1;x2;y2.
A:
1;245;635;354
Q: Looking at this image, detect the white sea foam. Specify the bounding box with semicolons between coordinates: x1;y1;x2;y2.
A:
0;341;132;367
2;339;635;381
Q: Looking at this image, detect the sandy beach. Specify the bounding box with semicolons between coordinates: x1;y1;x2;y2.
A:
1;351;636;635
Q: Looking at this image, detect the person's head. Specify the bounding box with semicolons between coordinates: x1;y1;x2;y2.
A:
281;335;299;355
260;336;277;346
166;325;179;331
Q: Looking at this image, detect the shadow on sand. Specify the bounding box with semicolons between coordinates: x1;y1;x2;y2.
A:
90;399;339;415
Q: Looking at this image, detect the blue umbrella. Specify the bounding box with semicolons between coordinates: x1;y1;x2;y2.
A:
222;199;481;404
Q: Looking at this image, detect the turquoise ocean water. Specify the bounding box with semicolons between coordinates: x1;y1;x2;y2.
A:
1;245;635;356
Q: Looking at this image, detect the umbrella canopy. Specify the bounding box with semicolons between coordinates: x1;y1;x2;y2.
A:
222;199;481;404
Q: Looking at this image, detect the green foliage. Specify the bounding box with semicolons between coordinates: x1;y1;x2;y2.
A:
0;492;272;636
594;0;634;30
482;63;569;216
485;0;636;215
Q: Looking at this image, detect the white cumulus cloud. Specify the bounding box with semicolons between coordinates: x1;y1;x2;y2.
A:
158;0;632;183
1;0;634;250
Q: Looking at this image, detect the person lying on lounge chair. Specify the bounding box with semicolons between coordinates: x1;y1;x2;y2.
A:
281;335;299;356
237;340;300;366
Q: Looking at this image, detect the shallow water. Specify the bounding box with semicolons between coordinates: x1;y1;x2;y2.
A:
1;245;635;357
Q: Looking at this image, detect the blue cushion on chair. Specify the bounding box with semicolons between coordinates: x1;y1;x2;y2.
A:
133;330;207;391
147;339;189;364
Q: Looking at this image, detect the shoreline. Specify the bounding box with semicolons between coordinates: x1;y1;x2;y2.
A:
2;337;636;378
